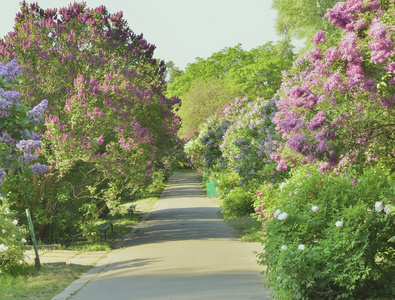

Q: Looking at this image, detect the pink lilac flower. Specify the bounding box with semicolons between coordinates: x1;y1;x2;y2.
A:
325;2;353;29
368;19;393;64
97;135;104;145
312;30;326;45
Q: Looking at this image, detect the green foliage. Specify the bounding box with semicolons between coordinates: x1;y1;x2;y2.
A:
221;186;255;218
0;2;180;243
255;165;395;299
272;0;338;45
167;43;294;136
177;77;236;137
0;204;28;275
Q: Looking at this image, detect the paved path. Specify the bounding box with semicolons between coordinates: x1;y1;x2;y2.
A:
54;171;271;300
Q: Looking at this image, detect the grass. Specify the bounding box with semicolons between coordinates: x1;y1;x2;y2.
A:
0;263;90;300
225;215;263;242
211;194;263;243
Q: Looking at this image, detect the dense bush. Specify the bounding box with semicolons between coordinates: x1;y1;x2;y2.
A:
255;165;395;299
0;59;46;273
0;2;181;242
0;205;27;274
272;0;395;173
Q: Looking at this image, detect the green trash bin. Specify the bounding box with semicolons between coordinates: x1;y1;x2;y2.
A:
206;182;218;197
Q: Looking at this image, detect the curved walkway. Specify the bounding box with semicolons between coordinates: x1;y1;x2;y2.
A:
53;171;271;300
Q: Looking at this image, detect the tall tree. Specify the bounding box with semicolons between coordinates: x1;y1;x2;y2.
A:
178;77;236;137
167;43;294;136
272;0;338;44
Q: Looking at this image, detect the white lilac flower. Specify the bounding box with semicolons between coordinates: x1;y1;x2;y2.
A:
281;245;288;251
21;238;27;243
4;207;9;214
335;221;343;227
279;182;287;190
375;201;384;212
0;244;8;251
384;205;391;215
12;219;18;225
273;209;281;218
2;229;6;234
12;234;15;238
298;244;305;251
312;206;319;212
278;212;288;220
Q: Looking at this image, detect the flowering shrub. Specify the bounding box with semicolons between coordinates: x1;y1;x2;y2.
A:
184;97;249;173
0;2;181;241
272;0;395;173
255;165;395;299
0;60;44;273
0;204;27;274
220;98;287;187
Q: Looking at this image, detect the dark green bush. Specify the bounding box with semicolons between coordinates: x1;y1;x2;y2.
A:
255;165;395;299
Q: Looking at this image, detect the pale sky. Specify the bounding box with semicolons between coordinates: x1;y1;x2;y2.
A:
0;0;281;70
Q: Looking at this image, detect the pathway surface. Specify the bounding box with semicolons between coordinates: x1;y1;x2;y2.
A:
53;171;271;300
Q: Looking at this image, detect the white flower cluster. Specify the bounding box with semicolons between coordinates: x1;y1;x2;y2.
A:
0;243;8;251
274;209;288;220
375;201;391;214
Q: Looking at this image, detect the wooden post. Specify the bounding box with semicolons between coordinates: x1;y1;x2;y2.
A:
26;209;40;270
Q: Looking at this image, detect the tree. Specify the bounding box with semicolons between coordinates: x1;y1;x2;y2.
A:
0;2;181;241
178;77;236;137
272;0;338;44
167;43;294;136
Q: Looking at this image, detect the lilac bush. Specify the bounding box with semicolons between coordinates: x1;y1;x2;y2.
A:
220;98;285;186
0;2;181;241
0;59;48;187
0;59;46;273
272;0;395;173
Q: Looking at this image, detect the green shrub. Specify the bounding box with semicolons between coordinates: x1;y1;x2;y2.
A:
255;165;395;299
0;204;28;274
221;186;254;219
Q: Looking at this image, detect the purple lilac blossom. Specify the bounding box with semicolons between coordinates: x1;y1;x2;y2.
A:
28;99;48;123
0;59;21;80
0;168;5;187
30;163;50;175
20;154;37;164
16;140;42;154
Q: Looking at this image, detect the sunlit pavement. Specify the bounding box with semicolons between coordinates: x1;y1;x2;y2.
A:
53;171;271;300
